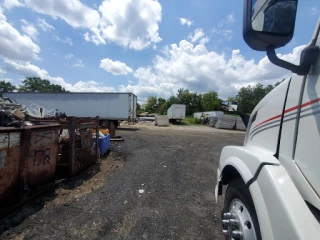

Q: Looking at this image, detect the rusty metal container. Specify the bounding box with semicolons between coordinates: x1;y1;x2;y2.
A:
58;117;99;176
0;129;22;204
22;125;61;186
0;124;61;205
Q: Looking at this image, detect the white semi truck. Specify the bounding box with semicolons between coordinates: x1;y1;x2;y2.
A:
216;0;320;239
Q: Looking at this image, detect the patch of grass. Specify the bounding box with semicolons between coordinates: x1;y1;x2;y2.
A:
181;117;199;125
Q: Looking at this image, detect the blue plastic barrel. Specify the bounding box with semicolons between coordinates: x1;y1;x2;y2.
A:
98;134;110;157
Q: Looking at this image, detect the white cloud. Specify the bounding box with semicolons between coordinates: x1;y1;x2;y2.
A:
21;0;100;29
6;0;162;51
0;68;7;76
21;19;38;40
0;9;40;61
3;60;114;92
179;17;192;27
226;13;235;24
100;58;133;75
218;12;235;28
98;0;162;50
212;28;233;42
2;0;23;9
310;7;318;15
65;54;73;59
72;59;84;68
54;36;73;46
37;18;55;31
199;37;210;45
188;28;205;43
119;40;305;100
83;27;106;45
84;32;90;42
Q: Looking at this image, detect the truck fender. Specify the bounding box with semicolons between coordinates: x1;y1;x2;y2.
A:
250;164;320;240
220;156;253;184
215;146;280;201
215;156;253;202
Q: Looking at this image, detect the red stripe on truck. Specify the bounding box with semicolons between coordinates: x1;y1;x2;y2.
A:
253;97;320;129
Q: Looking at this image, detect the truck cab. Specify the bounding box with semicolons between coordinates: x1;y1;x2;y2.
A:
215;0;320;239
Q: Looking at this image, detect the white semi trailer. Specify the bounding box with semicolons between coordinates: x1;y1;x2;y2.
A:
167;104;186;122
3;92;137;127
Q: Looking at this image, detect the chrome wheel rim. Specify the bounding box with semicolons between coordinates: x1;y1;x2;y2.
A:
222;198;257;240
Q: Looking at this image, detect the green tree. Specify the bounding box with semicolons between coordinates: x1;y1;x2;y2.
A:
136;102;145;114
202;91;220;111
157;97;167;115
238;83;278;113
18;77;68;92
227;96;237;102
167;96;180;106
144;96;158;113
176;88;199;116
0;81;16;92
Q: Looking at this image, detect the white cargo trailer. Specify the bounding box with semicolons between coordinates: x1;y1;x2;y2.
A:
3;92;137;127
167;104;186;121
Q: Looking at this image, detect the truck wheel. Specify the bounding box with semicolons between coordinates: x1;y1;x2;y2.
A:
221;179;261;240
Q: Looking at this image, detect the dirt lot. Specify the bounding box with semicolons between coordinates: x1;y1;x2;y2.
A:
0;123;245;240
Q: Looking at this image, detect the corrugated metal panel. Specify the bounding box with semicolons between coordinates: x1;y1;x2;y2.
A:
3;93;137;120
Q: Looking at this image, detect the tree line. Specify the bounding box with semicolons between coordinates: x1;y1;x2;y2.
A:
139;81;283;115
0;77;68;93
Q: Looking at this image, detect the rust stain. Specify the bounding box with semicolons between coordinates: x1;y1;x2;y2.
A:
31;130;56;147
0;134;21;204
26;128;60;186
1;125;61;205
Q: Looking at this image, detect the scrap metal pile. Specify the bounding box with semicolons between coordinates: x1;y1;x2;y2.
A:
0;97;64;127
0;97;101;211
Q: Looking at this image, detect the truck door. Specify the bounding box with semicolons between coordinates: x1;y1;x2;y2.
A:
293;25;320;208
279;21;320;211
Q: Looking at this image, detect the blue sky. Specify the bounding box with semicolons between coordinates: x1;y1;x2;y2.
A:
0;0;319;102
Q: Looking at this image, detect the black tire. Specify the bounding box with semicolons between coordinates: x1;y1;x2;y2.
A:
222;179;262;240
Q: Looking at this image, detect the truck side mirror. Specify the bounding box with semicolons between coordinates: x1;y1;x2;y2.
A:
243;0;320;75
243;0;298;51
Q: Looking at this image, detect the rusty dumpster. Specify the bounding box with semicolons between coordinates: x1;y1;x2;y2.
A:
0;129;22;204
22;125;61;186
57;117;99;176
0;124;61;205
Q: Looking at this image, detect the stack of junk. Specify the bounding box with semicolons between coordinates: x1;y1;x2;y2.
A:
214;115;246;131
155;115;169;126
137;112;157;122
0;97;110;212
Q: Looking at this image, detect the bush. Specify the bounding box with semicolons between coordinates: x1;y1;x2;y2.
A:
181;117;198;125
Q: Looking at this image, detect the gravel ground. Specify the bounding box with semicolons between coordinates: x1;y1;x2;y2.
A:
0;124;245;240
